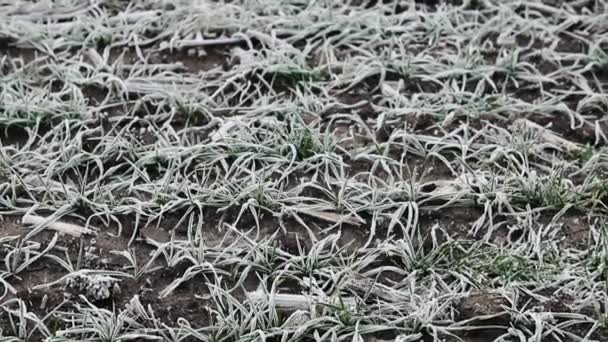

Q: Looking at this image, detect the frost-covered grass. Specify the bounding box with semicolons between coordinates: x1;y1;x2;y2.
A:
1;0;608;341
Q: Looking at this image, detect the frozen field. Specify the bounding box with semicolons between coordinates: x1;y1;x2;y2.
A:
1;0;608;341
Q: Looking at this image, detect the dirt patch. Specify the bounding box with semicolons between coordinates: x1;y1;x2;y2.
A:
419;206;484;241
146;47;228;73
0;47;38;65
531;115;598;147
0;218;25;237
558;215;593;249
456;292;510;340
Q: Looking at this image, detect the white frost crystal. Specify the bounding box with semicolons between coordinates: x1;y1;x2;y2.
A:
64;274;119;301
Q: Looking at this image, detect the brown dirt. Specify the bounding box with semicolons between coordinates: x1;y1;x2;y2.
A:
458;293;509;322
558;215;593;249
456;292;510;341
0;47;38;64
106;46;229;73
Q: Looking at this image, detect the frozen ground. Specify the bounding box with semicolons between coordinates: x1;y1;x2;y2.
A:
0;0;608;341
